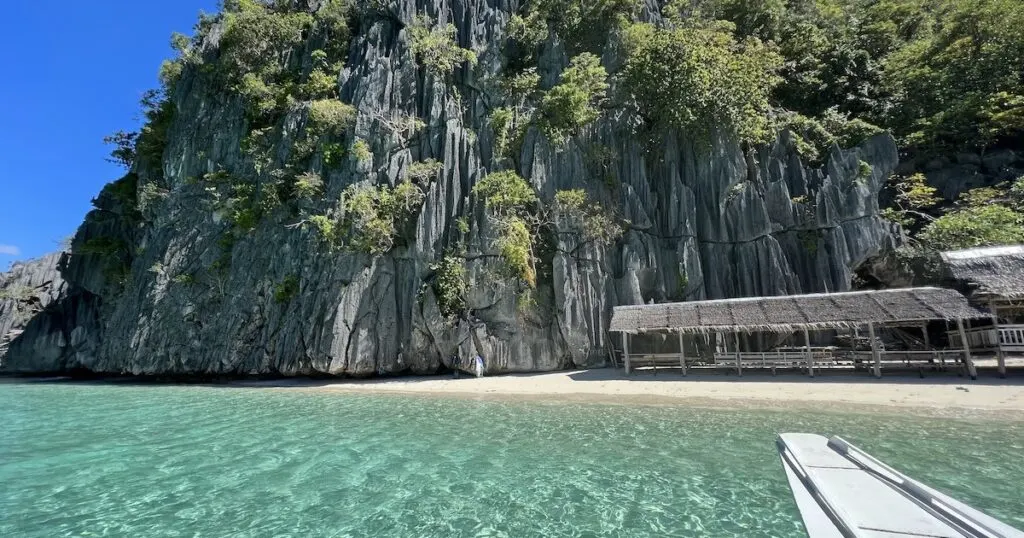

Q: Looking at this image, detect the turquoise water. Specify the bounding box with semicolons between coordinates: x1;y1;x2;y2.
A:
2;382;1023;537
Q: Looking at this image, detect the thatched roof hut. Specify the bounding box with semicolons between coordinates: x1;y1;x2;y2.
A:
941;245;1024;301
609;287;988;335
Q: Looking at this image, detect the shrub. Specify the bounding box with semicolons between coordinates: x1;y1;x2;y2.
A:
473;171;537;214
322;142;346;167
508;12;548;50
274;274;300;303
294;172;324;198
342;180;426;254
308;100;356;137
432;254;468;319
554;189;587;210
77;237;128;257
489;107;518;160
307;214;338;244
301;68;339;100
777;108;884;166
554;189;623;244
408;15;478;76
502;68;541;102
350;138;372;164
159;59;184;90
136;90;176;171
584;143;619;187
883;172;941;229
172;273;196;286
513;0;641;52
1011;176;1024;211
103;131;139;170
538;53;609;142
725;182;746;202
0;285;36;302
316;0;353;57
620;22;782;144
920;205;1024;250
138;182;170;212
676;268;690;300
857;161;873;182
219;3;313;87
405;159;443;182
498;216;536;287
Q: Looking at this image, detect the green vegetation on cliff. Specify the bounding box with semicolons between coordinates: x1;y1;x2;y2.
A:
90;0;1021;299
502;0;1024;251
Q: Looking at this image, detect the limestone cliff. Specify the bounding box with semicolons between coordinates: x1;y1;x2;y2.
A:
3;0;899;376
0;253;66;361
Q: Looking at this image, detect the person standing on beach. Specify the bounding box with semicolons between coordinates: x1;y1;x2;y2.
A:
474;355;484;378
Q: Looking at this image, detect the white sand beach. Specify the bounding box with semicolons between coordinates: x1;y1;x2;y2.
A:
241;367;1024;419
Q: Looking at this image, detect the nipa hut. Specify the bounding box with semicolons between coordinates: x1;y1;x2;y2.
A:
610;287;990;379
942;245;1024;369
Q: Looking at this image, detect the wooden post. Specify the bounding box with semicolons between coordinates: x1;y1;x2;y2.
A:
678;332;687;376
990;301;1007;378
957;319;977;380
920;324;933;367
868;322;881;378
803;328;814;378
735;332;742;377
621;332;631;376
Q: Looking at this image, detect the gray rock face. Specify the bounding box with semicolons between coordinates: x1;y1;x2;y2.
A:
899;149;1023;202
0;253;66;363
3;1;900;376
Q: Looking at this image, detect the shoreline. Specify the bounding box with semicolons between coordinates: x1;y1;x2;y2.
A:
235;368;1024;420
7;368;1024;420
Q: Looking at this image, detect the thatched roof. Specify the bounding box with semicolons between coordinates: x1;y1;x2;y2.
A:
942;245;1024;300
609;287;988;334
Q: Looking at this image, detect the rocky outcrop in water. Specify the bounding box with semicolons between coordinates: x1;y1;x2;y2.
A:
3;1;899;376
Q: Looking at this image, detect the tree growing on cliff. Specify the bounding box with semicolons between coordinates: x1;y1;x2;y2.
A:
620;20;782;145
341;180;426;255
880;172;940;228
511;0;641;52
538;53;609;142
919;181;1024;249
408;15;478;76
473;171;540;287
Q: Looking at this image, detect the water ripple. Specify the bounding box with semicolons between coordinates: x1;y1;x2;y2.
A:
1;383;1023;537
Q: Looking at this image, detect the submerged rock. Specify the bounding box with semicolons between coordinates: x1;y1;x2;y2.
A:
3;2;900;376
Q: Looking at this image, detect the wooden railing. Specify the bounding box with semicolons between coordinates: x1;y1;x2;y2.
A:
947;325;1024;352
620;349;966;374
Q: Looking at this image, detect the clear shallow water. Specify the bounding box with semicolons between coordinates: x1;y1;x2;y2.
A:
2;382;1023;537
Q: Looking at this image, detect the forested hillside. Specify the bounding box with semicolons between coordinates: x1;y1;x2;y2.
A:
669;0;1024;251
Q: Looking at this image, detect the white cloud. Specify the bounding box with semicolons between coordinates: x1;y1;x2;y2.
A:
0;244;21;256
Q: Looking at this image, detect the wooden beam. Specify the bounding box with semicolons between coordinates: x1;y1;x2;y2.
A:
621;332;631;376
868;322;881;378
957;319;977;380
990;301;1007;378
678;332;687;376
735;332;742;377
803;328;814;378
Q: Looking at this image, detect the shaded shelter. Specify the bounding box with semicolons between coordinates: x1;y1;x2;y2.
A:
942;245;1024;376
610;287;990;378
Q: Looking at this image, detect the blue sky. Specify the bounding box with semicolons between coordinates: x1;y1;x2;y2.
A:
0;0;217;269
